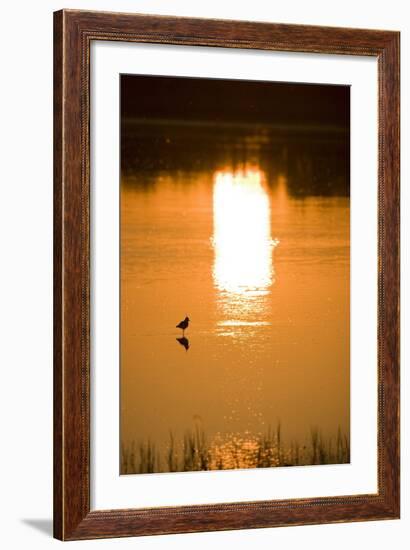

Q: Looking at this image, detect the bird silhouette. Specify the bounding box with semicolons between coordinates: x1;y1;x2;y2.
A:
176;316;190;335
176;336;189;351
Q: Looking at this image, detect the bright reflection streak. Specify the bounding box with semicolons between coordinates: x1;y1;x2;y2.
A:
212;167;278;300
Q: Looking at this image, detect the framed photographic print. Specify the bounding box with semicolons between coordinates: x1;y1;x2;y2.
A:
54;9;400;540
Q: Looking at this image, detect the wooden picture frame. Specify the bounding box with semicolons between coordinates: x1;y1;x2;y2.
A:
54;9;400;540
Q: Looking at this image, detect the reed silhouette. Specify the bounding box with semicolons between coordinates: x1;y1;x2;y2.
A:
121;423;350;474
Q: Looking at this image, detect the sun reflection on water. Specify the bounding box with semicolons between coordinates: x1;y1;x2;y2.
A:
212;166;278;329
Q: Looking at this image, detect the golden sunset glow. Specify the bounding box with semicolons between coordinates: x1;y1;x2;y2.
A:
120;75;351;475
212;167;278;296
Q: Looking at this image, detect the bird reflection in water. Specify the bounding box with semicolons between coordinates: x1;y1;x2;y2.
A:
176;336;190;351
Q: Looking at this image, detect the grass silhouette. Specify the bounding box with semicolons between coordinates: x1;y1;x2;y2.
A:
121;423;350;474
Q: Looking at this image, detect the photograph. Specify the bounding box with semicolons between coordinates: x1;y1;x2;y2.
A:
49;6;400;542
120;74;351;475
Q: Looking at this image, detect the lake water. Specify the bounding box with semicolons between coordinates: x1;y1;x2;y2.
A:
120;123;350;473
